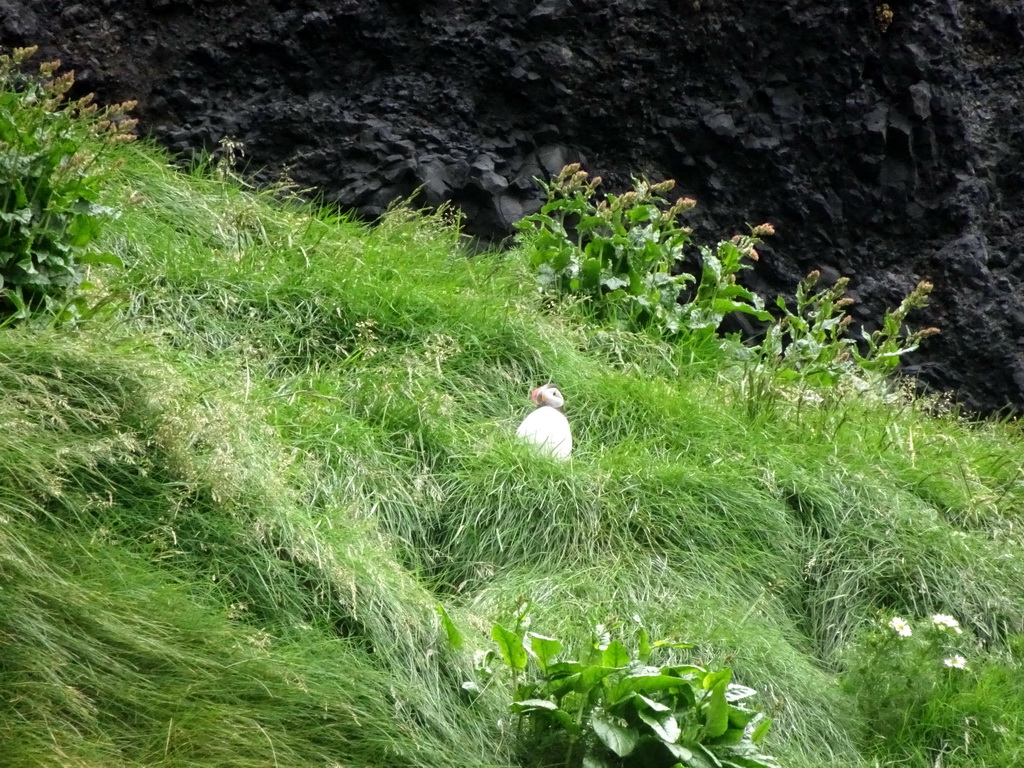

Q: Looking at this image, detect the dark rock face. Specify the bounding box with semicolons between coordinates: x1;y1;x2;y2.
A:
10;0;1024;413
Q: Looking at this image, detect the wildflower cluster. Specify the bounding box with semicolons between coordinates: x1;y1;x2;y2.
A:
844;613;1024;764
884;614;968;665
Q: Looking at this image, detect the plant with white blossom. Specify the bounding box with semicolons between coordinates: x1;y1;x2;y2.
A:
931;614;963;634
888;616;912;637
842;611;997;765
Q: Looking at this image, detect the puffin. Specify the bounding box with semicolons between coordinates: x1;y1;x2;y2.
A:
516;384;573;460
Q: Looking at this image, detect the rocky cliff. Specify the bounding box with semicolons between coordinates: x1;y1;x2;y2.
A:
7;0;1024;412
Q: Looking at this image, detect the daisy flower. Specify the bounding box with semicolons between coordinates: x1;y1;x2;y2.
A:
931;614;963;634
889;616;912;637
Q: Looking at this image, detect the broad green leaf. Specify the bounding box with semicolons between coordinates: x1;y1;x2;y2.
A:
580;257;601;290
702;669;732;691
703;679;730;738
546;660;583;677
473;648;495;676
665;742;694;761
512;699;581;736
725;684;758;703
637;704;681;744
67;213;101;247
582;756;610;768
515;682;539;701
436;604;462;650
608;673;692;704
584;239;615;264
579;664;620;690
715;283;762;302
657;663;705;677
626;203;659;222
76;250;124;268
550;246;573;272
635;693;670;712
718;756;779;768
492;623;527;674
541;671;581;698
601;274;629;291
511;697;558;711
638;628;651;662
710;726;746;745
678;742;719;768
525;632;562;673
0;208;31;224
726;706;756;730
711;298;771;320
578;214;607;231
749;716;772;745
601;639;630;668
628;269;643;295
4;286;27;318
591;710;639;757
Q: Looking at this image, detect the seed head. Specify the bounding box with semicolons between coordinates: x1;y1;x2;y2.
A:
570;170;589;188
617;190;638;208
557;163;581;182
49;70;75;97
12;46;38;64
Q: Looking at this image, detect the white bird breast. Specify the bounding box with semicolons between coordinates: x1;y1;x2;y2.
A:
516;405;573;460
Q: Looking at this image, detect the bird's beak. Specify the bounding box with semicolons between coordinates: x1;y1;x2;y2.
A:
530;387;542;404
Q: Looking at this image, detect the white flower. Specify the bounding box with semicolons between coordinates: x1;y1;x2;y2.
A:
931;614;963;634
943;655;968;669
889;616;912;637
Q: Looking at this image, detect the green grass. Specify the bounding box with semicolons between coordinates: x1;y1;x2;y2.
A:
3;134;1024;768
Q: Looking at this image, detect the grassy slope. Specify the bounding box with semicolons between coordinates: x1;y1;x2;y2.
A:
3;140;1024;768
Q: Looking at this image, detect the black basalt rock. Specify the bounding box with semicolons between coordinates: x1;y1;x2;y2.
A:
15;0;1024;413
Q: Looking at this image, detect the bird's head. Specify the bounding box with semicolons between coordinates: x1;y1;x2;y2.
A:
531;384;565;409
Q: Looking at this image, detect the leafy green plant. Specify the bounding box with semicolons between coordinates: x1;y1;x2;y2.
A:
755;270;856;388
448;604;777;768
852;279;939;375
0;46;134;322
514;164;770;337
744;271;940;406
843;614;1024;766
